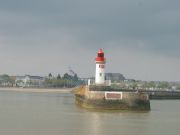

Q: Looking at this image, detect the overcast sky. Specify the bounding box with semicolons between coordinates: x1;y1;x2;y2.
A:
0;0;180;81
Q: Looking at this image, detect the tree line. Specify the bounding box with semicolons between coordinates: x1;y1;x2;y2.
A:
44;73;84;88
0;73;85;88
0;74;14;87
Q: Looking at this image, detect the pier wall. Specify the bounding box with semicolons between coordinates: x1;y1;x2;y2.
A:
75;85;150;110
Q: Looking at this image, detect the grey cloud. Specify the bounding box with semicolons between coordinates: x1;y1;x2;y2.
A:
0;0;180;81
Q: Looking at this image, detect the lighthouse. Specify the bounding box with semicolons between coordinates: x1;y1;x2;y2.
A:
95;49;106;85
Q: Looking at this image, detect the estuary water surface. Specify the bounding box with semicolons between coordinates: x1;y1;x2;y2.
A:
0;91;180;135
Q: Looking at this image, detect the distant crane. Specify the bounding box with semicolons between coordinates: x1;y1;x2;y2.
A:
68;66;77;76
68;67;85;86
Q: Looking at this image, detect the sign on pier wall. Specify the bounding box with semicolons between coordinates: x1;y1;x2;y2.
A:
105;92;122;100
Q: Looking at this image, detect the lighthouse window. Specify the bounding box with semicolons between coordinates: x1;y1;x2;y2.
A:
99;73;102;76
99;65;104;68
98;53;104;57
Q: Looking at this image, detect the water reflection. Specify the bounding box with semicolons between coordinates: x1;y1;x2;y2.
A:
89;113;102;135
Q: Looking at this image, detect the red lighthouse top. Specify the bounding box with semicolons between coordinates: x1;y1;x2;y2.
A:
95;48;106;63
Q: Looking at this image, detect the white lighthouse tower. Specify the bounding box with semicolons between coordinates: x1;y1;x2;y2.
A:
95;49;106;85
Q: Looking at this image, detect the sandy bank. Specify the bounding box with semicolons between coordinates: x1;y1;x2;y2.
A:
0;87;73;93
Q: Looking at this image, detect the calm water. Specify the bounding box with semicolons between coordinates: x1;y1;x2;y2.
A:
0;91;180;135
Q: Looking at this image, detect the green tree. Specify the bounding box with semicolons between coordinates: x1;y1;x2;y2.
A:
0;74;15;86
131;82;138;89
44;78;53;87
176;86;180;90
148;81;156;88
48;73;52;79
2;74;10;82
73;74;78;81
63;73;72;80
57;74;61;79
158;82;170;89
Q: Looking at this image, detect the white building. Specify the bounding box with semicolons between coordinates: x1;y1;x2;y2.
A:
15;75;44;87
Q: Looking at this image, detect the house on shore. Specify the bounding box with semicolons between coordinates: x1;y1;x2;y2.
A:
15;75;44;87
105;73;125;82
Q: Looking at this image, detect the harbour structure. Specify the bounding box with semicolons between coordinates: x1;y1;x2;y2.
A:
75;49;150;110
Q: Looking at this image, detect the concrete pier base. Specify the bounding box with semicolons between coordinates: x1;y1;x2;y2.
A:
74;86;150;111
